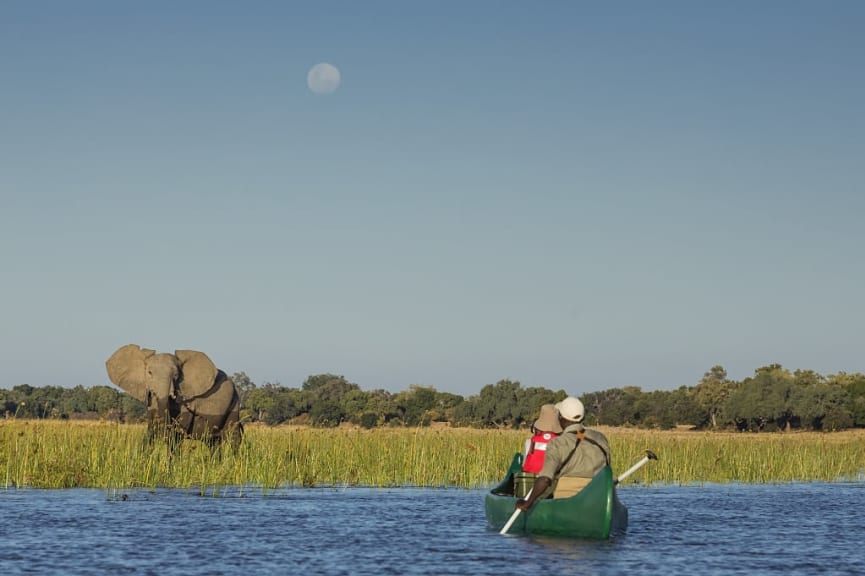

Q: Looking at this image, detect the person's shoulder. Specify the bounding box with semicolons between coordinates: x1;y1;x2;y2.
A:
547;433;572;447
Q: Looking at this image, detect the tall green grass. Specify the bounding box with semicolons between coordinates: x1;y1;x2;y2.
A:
608;428;865;485
2;421;863;491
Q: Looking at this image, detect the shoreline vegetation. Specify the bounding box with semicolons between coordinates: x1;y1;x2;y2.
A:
2;421;864;491
5;363;865;433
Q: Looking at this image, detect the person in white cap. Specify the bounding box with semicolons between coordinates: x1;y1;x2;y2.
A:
515;396;611;512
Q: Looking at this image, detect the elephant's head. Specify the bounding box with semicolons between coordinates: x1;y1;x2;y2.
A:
105;344;219;408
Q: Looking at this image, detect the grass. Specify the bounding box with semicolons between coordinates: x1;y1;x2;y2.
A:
2;420;864;491
607;426;865;484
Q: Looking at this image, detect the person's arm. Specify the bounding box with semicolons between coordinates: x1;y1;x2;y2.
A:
515;476;551;511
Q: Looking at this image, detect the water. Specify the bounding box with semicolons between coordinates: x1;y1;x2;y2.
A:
1;483;863;575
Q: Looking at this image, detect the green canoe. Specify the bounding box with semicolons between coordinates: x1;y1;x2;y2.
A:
485;453;628;539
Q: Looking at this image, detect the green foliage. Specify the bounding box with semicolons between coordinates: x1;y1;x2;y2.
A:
582;387;642;426
358;412;379;429
340;389;372;424
691;365;734;429
245;383;307;425
1;384;142;421
232;371;256;406
392;385;438;426
3;364;865;432
843;375;865;427
724;364;796;431
473;379;525;428
309;400;342;427
790;381;852;431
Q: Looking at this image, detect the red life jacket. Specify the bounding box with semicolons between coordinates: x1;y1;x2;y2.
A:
522;431;558;473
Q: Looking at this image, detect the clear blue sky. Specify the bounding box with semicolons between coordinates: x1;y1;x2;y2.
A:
2;1;863;396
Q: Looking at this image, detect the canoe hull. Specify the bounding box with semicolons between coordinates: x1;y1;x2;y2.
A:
485;454;628;539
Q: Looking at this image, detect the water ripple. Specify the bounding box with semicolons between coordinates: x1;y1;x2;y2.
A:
0;483;863;576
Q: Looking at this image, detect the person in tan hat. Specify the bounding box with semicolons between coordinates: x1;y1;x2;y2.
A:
521;404;563;474
515;396;611;510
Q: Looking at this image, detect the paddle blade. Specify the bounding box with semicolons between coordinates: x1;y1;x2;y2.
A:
500;487;532;535
500;509;522;535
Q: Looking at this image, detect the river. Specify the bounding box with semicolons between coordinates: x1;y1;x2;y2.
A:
1;482;862;575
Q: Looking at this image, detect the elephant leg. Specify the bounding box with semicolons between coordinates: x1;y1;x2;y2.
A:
175;406;195;436
224;421;244;452
219;407;243;452
218;388;244;452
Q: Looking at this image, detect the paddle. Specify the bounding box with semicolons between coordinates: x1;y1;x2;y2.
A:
614;450;658;485
500;450;658;535
499;486;532;535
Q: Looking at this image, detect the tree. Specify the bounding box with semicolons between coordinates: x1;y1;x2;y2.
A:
232;372;256;406
88;386;125;418
831;373;865;427
724;364;795;431
0;389;16;415
309;400;342;427
245;383;289;424
692;365;734;429
65;385;90;414
340;389;372;424
669;386;703;428
302;374;359;427
358;411;379;429
119;394;146;421
516;387;565;427
581;387;642;426
302;374;357;396
475;380;522;428
363;389;398;425
393;385;438;426
450;398;481;427
635;387;701;429
791;381;852;431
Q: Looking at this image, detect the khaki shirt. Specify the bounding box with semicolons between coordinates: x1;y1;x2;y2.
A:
538;423;610;480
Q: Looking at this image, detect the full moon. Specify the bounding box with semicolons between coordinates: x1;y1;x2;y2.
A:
307;62;341;94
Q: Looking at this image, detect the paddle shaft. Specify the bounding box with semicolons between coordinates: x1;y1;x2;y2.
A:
499;487;532;535
615;450;658;485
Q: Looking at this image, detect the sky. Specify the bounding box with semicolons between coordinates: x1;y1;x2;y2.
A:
1;1;863;397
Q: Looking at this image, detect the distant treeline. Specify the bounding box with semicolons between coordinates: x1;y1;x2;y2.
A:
3;364;865;432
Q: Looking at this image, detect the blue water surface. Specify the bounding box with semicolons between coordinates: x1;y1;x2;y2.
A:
1;482;863;575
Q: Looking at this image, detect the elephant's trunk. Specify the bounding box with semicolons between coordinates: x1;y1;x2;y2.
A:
168;373;180;401
148;392;174;430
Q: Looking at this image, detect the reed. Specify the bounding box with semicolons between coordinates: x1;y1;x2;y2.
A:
2;420;863;490
606;427;865;485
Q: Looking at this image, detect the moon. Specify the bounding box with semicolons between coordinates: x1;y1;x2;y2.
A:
307;62;341;95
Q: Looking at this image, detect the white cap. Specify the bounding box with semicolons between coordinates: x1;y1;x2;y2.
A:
556;397;585;423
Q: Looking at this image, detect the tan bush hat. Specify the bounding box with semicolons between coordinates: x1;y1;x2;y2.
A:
533;403;563;434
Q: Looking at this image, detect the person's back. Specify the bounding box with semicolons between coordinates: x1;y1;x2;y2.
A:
539;422;609;480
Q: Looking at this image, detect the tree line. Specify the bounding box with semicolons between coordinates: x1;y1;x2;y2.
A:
3;364;865;432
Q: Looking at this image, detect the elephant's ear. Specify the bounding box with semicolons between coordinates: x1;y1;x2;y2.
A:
175;349;218;398
105;344;155;403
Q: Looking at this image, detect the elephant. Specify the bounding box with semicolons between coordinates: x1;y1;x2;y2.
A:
106;344;243;449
